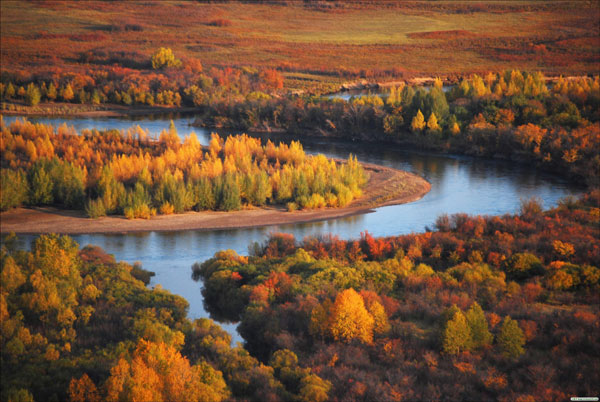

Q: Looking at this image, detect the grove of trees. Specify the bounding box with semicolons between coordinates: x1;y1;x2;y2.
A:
194;192;600;400
0;234;331;401
0;119;367;217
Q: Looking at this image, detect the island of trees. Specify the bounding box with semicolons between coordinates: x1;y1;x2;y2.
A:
0;119;367;218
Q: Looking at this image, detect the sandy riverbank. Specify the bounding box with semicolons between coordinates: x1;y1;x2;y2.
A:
0;163;430;235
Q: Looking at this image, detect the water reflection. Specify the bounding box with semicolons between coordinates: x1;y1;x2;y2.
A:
1;114;584;344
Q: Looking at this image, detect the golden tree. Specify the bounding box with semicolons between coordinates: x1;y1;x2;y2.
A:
328;288;374;344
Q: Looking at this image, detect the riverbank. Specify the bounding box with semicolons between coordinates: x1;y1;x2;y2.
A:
0;102;198;118
0;162;430;235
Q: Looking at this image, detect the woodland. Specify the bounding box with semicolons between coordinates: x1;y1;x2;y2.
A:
1;1;599;402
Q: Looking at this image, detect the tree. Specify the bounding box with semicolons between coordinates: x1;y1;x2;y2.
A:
465;302;493;349
4;82;16;98
411;110;426;132
442;309;472;355
217;173;241;211
61;84;74;102
27;163;53;205
25;83;41;106
151;47;181;69
68;374;100;402
329;288;374;344
106;340;229;402
427;112;441;132
497;316;525;358
46;82;57;101
1;169;28;211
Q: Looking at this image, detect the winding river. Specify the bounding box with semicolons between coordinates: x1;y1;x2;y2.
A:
2;114;583;344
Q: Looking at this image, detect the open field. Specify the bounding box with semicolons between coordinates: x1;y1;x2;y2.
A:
1;1;599;90
0;162;430;234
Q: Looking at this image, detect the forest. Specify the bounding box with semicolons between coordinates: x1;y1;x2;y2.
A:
0;119;367;217
194;193;600;401
0;234;331;402
2;70;598;187
2;191;597;401
1;1;599;401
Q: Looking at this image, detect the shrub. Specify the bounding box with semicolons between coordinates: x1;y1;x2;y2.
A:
85;198;106;219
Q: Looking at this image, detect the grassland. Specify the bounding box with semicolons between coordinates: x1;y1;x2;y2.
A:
1;1;598;91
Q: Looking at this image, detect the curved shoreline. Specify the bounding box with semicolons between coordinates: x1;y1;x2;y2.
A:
0;163;430;235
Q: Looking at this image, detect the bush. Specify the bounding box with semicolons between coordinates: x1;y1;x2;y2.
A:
151;47;181;70
85;198;106;219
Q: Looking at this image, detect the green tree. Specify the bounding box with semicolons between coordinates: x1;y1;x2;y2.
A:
194;178;216;210
442;309;472;355
27;162;53;205
497;316;525;358
25;83;41;106
217;173;241;211
1;169;28;211
465;302;493;349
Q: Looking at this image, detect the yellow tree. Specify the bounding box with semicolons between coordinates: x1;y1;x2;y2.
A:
328;288;374;344
105;340;229;402
411;110;426;133
427;112;441;133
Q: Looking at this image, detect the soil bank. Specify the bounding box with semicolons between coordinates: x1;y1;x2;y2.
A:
0;163;430;235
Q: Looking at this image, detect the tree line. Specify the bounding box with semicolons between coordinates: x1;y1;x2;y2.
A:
0;118;368;217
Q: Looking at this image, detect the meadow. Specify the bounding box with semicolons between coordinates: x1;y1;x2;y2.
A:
1;1;599;92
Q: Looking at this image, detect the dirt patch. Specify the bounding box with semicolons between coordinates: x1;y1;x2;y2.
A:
0;163;430;235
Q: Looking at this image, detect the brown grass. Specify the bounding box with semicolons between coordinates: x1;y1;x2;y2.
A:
1;1;599;88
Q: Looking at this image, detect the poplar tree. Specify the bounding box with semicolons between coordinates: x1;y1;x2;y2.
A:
411;110;426;132
442;309;472;355
466;302;493;349
497;316;525;358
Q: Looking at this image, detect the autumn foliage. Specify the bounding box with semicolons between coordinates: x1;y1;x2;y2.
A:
0;119;368;216
196;192;599;400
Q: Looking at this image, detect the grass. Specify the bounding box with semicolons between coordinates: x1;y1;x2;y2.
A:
1;1;599;90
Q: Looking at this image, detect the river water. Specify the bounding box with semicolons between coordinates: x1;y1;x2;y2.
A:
2;115;583;344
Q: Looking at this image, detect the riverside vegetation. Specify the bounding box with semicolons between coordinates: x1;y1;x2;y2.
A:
2;192;597;401
1;1;599;401
0;118;367;218
3;70;598;187
194;193;600;401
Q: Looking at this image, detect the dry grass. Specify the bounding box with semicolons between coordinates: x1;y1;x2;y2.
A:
1;1;598;88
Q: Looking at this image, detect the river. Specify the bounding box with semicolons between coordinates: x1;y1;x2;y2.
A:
2;115;583;344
